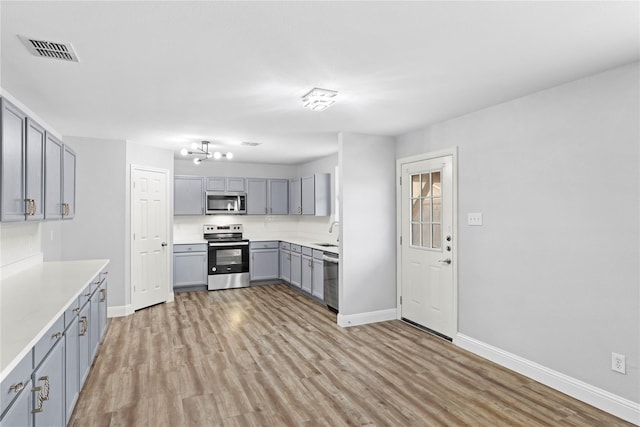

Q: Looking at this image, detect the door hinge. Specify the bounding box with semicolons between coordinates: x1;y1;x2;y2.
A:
400;296;402;305
400;236;402;245
399;176;402;186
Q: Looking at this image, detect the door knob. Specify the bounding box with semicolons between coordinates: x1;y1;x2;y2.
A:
438;258;452;265
161;242;168;247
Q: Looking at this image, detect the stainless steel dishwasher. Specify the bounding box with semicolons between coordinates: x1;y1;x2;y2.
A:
323;252;339;313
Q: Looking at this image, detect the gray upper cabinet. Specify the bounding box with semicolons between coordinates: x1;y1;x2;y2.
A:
44;133;63;220
62;145;76;219
246;178;267;215
302;173;331;216
206;177;245;192
174;175;204;215
25;118;45;220
247;178;289;215
289;178;301;215
269;179;289;215
1;98;28;222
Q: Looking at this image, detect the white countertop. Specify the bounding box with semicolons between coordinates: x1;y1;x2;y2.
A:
0;259;109;382
173;234;339;254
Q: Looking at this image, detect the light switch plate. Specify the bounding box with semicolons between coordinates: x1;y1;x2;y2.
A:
468;212;483;226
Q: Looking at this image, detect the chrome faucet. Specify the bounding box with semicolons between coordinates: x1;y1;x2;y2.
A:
329;221;340;242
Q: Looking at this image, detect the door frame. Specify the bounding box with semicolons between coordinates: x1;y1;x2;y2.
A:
396;147;459;341
130;164;172;311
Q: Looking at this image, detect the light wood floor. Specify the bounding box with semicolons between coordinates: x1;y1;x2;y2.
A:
69;284;633;426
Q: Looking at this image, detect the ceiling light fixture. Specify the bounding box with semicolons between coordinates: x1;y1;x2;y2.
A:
302;88;338;111
180;141;233;164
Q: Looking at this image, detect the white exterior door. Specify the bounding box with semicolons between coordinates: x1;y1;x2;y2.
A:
132;167;169;311
400;153;456;339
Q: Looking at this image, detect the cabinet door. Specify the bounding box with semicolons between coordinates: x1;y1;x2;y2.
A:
279;249;291;282
78;303;90;386
301;175;315;215
290;252;302;288
206;177;225;192
174;176;204;215
226;178;245;192
44;133;63;220
64;316;80;424
246;178;267;215
301;254;312;293
25;118;45;220
1;98;27;222
250;249;279;280
0;383;31;427
312;258;324;299
268;179;288;215
289;178;301;215
32;338;65;427
62;145;76;219
98;281;108;341
89;292;100;361
173;252;207;288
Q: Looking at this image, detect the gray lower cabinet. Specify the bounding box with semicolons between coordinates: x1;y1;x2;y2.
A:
312;250;324;299
290;245;302;288
173;244;207;289
279;242;291;283
250;241;279;280
174;175;204;215
0;379;31;427
301;247;313;293
89;290;100;361
98;279;108;341
78;301;91;386
32;337;65;427
64;315;80;424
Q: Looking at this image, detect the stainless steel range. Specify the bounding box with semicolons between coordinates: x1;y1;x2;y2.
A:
204;224;250;290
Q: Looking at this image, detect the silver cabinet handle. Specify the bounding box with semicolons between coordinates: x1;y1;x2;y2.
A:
438;258;452;265
32;386;44;413
100;288;107;302
51;332;62;339
9;381;25;393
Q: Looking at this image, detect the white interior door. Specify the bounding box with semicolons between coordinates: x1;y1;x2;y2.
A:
132;167;169;311
400;154;456;339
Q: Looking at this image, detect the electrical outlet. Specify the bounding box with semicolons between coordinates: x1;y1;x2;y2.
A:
612;352;626;374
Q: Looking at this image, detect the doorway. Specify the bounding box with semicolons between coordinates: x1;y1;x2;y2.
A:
131;166;170;311
397;149;457;339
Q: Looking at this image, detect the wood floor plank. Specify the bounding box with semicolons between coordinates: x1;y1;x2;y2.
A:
69;284;635;426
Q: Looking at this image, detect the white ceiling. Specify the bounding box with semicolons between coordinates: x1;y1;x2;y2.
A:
1;1;638;165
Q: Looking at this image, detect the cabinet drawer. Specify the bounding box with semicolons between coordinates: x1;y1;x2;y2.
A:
250;241;279;249
279;242;290;250
291;244;301;253
90;274;102;294
313;249;324;260
174;244;207;253
64;299;80;329
33;315;64;368
302;246;313;256
0;349;32;415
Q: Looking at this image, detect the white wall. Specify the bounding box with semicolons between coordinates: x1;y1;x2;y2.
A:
396;62;640;404
339;133;397;317
0;222;41;270
41;136;127;308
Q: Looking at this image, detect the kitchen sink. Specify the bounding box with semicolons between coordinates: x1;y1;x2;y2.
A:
313;243;339;247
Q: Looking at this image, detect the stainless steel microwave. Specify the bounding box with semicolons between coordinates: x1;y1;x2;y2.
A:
205;192;246;215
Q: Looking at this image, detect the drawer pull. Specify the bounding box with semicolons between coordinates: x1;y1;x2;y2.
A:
39;376;50;401
73;307;81;313
9;381;25;393
84;293;92;297
51;332;62;339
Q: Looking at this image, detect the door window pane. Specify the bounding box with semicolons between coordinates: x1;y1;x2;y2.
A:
409;169;443;250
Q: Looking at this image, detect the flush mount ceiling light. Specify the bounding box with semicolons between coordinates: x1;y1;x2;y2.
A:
301;88;338;111
180;141;233;165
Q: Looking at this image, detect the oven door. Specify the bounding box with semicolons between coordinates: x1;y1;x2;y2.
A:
207;241;250;289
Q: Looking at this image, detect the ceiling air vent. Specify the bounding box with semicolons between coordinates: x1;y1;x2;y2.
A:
241;142;262;147
19;35;79;62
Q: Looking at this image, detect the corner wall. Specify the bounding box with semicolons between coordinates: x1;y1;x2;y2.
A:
396;62;640;410
339;133;397;324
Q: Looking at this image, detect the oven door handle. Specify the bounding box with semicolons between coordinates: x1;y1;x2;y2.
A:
209;241;249;247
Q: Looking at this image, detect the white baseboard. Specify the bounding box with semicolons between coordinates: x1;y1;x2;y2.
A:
167;292;175;303
456;333;640;426
107;304;134;318
337;308;397;327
